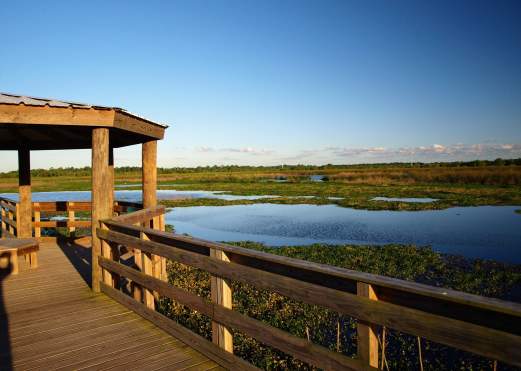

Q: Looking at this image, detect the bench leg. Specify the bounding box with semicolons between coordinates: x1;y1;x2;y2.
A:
0;254;8;271
29;252;38;269
11;251;18;275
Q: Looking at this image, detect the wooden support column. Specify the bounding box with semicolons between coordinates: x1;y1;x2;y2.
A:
142;140;157;210
109;147;115;216
18;148;32;238
211;249;233;353
357;282;379;367
142;140;165;285
91;128;112;293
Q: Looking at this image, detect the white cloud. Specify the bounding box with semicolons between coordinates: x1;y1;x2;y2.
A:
196;146;215;153
196;146;274;155
324;143;521;161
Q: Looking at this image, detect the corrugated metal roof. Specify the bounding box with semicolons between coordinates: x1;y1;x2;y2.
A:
0;92;120;110
0;92;168;128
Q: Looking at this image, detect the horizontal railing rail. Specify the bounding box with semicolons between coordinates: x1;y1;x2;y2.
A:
0;197;19;238
0;197;143;240
96;207;521;370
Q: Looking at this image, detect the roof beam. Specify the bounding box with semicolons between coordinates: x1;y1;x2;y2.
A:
114;111;165;140
0;104;115;126
0;102;166;150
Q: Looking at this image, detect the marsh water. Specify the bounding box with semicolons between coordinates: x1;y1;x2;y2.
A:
166;204;521;263
0;190;275;202
2;190;520;263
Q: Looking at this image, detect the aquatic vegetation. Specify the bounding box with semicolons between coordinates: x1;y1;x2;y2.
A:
158;181;521;211
1;163;520;211
161;242;521;370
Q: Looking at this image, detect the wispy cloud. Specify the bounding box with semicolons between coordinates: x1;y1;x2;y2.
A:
187;142;521;167
196;146;274;155
324;143;521;160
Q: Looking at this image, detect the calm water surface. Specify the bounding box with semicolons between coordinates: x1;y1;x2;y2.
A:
2;191;519;263
372;197;438;203
0;190;275;202
166;204;521;263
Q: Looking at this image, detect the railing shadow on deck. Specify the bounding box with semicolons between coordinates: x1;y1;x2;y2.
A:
0;252;14;371
56;238;92;287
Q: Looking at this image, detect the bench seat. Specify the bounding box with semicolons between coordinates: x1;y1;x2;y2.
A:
0;237;39;274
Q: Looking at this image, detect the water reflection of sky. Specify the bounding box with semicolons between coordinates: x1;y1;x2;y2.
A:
2;191;520;263
372;197;438;203
0;190;277;202
166;204;521;263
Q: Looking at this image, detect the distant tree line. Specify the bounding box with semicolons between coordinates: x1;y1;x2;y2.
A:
0;158;519;178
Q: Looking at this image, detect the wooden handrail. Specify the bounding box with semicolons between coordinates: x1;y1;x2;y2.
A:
0;196;18;204
97;209;521;369
0;197;19;238
99;256;367;371
0;197;143;239
32;201;92;212
111;205;165;224
101;219;521;329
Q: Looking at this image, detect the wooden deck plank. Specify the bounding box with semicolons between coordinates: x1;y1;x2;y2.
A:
5;297;118;327
5;299;110;329
0;241;220;371
151;351;213;371
108;343;198;371
50;335;176;370
22;331;172;370
10;305;131;339
11;312;139;347
10;318;147;364
180;359;221;371
76;338;185;371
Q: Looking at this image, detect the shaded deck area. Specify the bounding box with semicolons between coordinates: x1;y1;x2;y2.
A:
0;240;221;371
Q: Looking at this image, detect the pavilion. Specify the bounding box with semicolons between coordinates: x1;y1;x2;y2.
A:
0;92;167;291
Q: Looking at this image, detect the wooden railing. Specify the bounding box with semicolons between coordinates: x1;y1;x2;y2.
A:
0;197;18;238
96;207;521;370
0;197;142;240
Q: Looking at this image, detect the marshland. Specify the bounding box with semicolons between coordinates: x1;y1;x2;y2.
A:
1;159;520;369
3;1;521;369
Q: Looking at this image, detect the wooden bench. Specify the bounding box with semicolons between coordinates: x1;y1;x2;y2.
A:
0;238;39;274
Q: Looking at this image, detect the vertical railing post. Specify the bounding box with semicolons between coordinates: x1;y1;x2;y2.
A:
150;215;164;284
33;202;41;238
100;221;119;289
68;202;76;238
7;205;13;237
132;225;143;301
101;221;114;287
140;231;155;310
159;213;167;281
14;203;19;237
211;248;233;353
1;202;6;238
357;282;379;368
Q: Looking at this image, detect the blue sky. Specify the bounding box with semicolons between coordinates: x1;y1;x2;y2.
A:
1;0;520;170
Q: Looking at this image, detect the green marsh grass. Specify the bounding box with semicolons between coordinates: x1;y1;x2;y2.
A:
161;242;521;370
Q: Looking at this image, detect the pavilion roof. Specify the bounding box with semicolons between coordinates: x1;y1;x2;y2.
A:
0;92;167;150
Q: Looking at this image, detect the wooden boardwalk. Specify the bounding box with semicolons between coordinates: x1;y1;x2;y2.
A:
0;240;222;371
